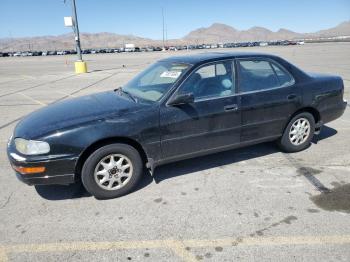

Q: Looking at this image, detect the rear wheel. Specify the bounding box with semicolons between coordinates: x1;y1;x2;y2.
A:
278;112;315;152
81;143;143;199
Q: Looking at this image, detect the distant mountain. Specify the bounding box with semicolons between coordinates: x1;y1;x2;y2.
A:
311;21;350;37
183;23;304;43
183;22;350;43
0;32;161;52
183;23;240;43
1;21;349;51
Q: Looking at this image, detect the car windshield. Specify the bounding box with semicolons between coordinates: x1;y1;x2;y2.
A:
122;61;191;102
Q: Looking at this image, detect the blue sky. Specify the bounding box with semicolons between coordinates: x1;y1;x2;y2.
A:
1;0;349;39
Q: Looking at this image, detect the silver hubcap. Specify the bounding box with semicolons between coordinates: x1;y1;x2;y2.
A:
94;154;133;191
289;117;311;146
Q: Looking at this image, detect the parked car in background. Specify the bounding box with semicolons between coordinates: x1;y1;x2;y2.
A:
7;52;347;199
32;51;42;56
124;44;135;52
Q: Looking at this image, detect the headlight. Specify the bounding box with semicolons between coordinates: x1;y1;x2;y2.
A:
14;138;50;155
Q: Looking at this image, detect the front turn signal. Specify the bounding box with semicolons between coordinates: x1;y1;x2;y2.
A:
13;166;46;175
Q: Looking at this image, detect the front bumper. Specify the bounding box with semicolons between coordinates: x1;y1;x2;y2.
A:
7;149;78;186
15;172;75;186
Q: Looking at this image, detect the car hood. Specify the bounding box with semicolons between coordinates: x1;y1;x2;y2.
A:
14;91;146;139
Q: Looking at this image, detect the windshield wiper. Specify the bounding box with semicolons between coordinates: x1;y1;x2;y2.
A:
115;86;137;102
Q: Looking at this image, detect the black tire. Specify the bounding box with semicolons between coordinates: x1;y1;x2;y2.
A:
81;143;143;199
278;112;315;153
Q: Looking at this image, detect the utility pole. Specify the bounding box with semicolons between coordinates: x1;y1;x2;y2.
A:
162;7;165;50
165;24;168;47
71;0;82;61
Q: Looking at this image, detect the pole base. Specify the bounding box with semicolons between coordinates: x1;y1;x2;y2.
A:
75;61;87;74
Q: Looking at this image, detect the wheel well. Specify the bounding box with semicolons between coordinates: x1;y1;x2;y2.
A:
291;107;321;124
283;107;321;133
75;137;148;179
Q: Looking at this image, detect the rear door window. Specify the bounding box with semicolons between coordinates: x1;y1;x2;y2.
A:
237;60;279;92
237;59;295;93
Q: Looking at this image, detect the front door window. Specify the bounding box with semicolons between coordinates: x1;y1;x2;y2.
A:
179;61;234;101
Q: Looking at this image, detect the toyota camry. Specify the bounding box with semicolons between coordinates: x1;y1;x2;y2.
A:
7;52;347;199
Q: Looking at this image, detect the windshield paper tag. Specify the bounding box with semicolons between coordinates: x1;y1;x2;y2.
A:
160;71;181;78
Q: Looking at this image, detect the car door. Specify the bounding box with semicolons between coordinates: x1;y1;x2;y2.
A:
237;58;301;142
159;60;241;160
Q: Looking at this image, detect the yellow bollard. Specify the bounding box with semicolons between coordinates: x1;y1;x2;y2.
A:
75;61;87;74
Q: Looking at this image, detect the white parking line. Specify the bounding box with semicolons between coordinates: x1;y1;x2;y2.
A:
53;90;77;98
17;93;46;106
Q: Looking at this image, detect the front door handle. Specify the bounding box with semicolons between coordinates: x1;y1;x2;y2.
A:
224;104;238;112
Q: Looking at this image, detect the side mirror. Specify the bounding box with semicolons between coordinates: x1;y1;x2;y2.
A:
168;93;194;106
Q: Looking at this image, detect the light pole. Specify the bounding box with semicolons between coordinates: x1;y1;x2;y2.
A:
71;0;82;61
64;0;87;73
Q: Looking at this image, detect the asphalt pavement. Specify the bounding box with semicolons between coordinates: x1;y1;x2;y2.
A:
0;43;349;261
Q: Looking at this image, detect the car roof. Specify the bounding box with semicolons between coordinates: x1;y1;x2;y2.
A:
159;52;278;65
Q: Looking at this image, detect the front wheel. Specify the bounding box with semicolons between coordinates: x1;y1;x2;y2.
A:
81;143;143;199
278;112;315;153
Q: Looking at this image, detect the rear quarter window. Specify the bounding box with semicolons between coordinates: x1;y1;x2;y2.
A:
271;63;295;87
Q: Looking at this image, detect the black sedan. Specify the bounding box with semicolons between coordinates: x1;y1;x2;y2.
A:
7;52;347;199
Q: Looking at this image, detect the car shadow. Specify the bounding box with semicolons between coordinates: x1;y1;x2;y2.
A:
34;169;155;200
35;125;337;200
153;142;279;184
35;182;91;200
153;125;337;184
312;125;337;144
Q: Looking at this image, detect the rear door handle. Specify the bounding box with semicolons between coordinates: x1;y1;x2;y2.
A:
287;94;297;100
224;104;238;112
